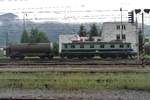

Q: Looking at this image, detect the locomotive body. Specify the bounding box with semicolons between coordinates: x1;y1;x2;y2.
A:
60;41;136;59
5;43;53;59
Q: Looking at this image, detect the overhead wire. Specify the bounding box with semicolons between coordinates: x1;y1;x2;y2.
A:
0;6;149;24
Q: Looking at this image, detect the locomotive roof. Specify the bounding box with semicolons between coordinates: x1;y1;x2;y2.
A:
63;41;131;45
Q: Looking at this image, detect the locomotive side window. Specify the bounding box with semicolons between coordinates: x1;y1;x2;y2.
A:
110;44;115;48
90;44;94;48
119;44;124;48
71;44;75;48
100;44;104;48
80;44;84;48
64;44;68;48
127;44;130;48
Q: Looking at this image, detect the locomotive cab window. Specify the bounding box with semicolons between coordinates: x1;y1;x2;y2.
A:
145;39;149;42
119;44;124;48
110;44;115;48
71;44;75;48
90;44;94;48
100;44;104;48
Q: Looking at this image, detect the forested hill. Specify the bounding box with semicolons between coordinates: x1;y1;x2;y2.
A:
0;13;150;47
0;13;102;47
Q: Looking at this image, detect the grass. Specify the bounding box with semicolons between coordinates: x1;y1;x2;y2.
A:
0;72;150;90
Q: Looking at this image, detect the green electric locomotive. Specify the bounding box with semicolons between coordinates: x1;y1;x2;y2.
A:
60;41;136;59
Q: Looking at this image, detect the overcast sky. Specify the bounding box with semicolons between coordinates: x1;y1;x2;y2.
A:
0;0;150;24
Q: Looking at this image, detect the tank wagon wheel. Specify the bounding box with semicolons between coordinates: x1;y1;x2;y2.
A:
60;56;65;61
48;55;53;60
60;56;65;59
10;56;15;60
60;54;65;59
39;56;45;59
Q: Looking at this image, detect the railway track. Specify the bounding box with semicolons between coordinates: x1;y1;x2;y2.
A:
0;58;149;73
0;61;145;66
0;57;148;65
0;61;148;73
0;98;55;100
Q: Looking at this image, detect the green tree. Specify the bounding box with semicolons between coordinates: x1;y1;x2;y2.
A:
99;29;102;36
78;24;86;37
88;23;98;41
30;28;39;43
20;30;29;43
21;28;49;43
89;23;98;37
53;42;59;56
36;32;49;43
29;28;49;43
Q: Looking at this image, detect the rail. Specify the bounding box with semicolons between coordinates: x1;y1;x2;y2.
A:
0;98;55;100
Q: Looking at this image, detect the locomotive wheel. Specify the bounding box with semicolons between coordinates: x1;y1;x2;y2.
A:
86;56;93;59
121;55;128;59
48;55;53;60
111;56;116;59
78;56;84;59
67;56;73;59
100;55;106;59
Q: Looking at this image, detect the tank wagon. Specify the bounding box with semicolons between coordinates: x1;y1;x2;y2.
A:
5;43;53;59
60;41;136;59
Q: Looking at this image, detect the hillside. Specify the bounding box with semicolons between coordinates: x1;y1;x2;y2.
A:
0;13;149;47
0;13;102;47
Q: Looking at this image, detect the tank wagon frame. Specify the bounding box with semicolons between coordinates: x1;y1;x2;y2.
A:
5;43;54;59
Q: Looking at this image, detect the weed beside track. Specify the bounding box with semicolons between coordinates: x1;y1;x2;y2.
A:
0;72;150;90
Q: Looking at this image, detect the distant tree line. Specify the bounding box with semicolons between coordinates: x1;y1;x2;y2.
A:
20;28;49;43
20;28;59;56
78;23;101;41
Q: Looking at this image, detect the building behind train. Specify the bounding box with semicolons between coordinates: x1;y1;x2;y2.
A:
59;22;139;58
